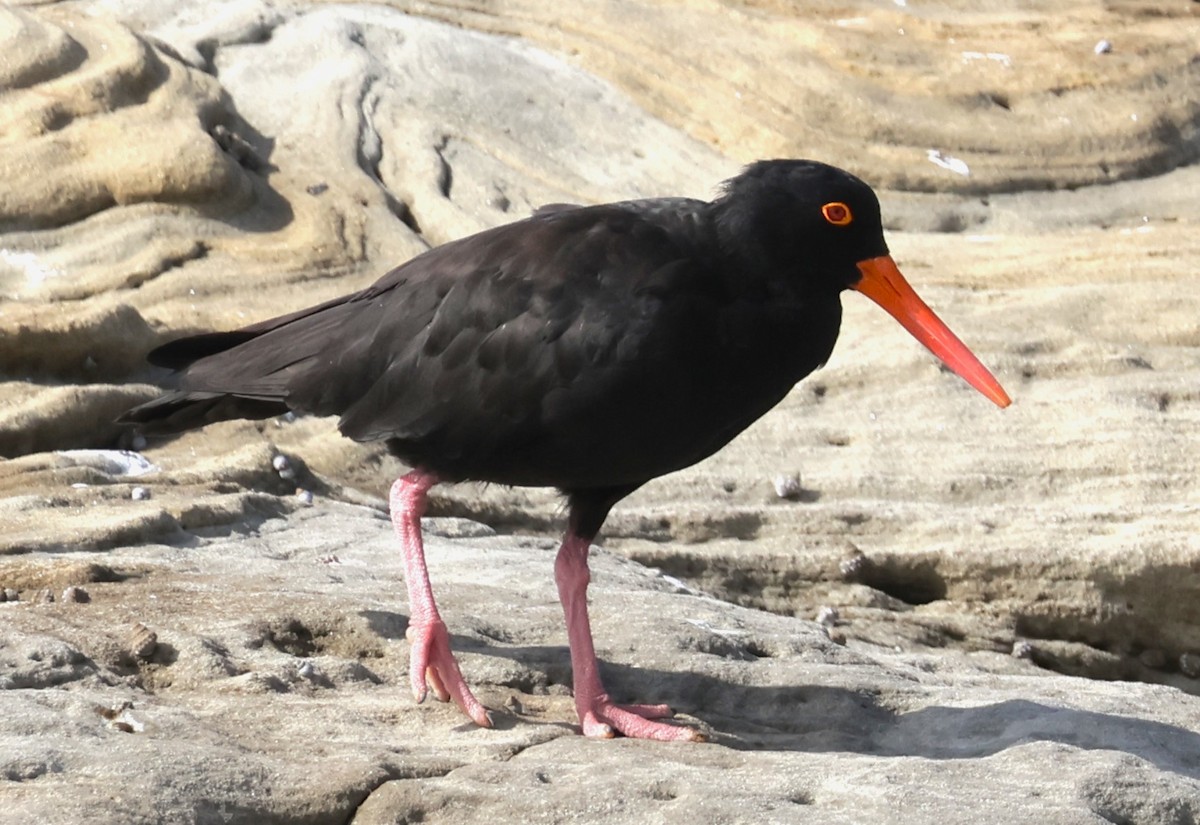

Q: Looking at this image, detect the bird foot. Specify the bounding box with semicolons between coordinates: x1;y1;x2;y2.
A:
577;694;703;742
405;618;492;727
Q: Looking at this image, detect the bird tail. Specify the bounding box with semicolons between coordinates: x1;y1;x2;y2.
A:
118;293;356;434
119;326;295;434
118;388;290;434
119;264;412;436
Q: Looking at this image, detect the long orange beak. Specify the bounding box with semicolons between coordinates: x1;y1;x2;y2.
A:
853;255;1011;408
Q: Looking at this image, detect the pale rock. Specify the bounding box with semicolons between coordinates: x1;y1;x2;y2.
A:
3;1;1200;823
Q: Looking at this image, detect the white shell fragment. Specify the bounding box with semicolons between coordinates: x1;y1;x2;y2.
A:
927;149;971;177
1094;39;1112;55
62;586;90;603
131;486;150;501
273;454;296;480
816;606;839;627
296;488;314;505
105;703;145;734
772;473;803;499
960;51;1012;68
55;449;159;477
1012;640;1034;659
839;554;867;579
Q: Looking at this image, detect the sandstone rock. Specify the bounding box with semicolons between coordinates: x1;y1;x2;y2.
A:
390;0;1200;193
3;1;1200;823
1;506;1199;823
1;2;732;461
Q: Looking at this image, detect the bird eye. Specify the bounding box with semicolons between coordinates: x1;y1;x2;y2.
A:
821;202;853;226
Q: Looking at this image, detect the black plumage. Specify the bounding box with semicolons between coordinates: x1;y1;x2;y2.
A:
121;160;1007;739
125;161;884;493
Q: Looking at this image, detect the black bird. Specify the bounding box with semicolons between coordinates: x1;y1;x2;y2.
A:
122;160;1010;741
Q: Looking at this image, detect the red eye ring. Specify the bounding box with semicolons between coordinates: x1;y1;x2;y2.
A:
821;202;853;226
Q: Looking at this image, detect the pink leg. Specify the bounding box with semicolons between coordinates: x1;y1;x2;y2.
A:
554;532;702;741
390;470;491;727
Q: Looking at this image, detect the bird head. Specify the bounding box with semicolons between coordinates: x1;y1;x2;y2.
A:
717;160;1011;408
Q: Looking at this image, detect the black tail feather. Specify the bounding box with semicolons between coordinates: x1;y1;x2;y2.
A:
147;331;261;370
118;391;290;435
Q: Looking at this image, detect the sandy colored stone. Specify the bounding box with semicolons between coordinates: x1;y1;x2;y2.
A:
0;8;253;235
1;3;732;463
380;0;1200;192
2;0;1200;822
2;505;1200;823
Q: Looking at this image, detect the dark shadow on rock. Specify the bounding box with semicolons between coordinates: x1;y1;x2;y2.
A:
361;609;410;641
605;663;1200;778
359;621;1200;777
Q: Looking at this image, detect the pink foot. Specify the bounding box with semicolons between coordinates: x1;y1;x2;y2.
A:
406;617;492;727
576;693;702;741
555;529;703;741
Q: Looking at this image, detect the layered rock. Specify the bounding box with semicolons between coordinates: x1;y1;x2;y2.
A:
2;2;1200;823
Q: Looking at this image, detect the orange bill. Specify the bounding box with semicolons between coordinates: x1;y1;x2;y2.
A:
853;255;1011;408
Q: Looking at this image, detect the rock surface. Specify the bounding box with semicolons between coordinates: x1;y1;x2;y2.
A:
5;505;1200;824
2;1;1199;823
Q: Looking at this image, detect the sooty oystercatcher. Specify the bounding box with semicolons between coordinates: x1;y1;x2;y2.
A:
122;160;1010;741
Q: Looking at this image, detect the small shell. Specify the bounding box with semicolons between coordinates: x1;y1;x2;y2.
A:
1138;649;1166;670
97;700;134;720
927;149;971;177
772;473;803;500
107;704;145;734
62;586;90;604
839;554;867;580
273;455;296;480
2;588;17;602
127;623;158;661
1093;39;1112;55
1012;640;1034;660
816;606;839;627
131;486;150;501
296;488;314;505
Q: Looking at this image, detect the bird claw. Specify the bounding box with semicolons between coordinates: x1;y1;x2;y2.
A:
405;619;492;727
577;696;703;742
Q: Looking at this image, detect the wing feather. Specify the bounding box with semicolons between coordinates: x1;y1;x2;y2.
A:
131;199;728;487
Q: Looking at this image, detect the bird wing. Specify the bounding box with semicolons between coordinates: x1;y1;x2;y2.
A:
330;204;723;461
166;201;724;480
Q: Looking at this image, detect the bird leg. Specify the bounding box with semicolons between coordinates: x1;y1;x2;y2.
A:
390;470;492;727
554;531;701;741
